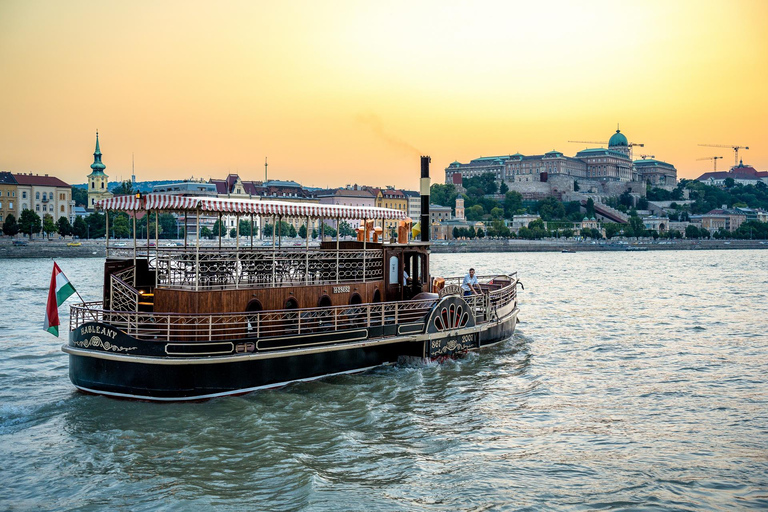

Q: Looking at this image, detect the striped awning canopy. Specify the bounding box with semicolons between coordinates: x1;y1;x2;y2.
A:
96;194;407;220
93;195;143;211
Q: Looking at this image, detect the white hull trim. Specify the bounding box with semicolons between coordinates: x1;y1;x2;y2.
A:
74;364;390;402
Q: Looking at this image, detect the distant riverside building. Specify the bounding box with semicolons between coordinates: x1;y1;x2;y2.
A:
316;186;376;230
429;204;452;225
696;161;768;187
14;172;73;223
152;180;218;196
87;131;112;208
445;156;508;184
0;172;18;230
505;151;588;183
697;208;748;232
634;158;678;187
446;128;678;199
404;190;420;221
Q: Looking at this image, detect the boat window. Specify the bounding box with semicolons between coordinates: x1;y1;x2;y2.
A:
349;293;362;305
285;298;299;310
388;256;399;284
318;295;332;308
246;299;263;312
372;289;381;303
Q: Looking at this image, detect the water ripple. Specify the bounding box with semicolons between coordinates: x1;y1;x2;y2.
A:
1;252;768;510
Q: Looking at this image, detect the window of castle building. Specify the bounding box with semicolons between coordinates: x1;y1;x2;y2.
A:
36;192;40;199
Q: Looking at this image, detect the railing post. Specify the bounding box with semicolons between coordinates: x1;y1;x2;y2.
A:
362;217;367;283
209;315;212;340
305;214;310;285
335;217;340;284
105;211;109;258
195;206;200;292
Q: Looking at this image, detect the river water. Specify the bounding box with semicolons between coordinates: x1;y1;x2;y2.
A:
1;251;767;511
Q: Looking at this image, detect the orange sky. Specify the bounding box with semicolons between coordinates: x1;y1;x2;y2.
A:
1;0;767;190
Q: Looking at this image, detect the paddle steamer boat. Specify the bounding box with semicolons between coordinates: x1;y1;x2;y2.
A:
63;158;521;400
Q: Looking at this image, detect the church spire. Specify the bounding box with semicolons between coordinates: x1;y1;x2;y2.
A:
90;130;106;173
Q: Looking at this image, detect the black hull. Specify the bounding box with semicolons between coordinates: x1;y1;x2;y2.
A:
66;309;519;401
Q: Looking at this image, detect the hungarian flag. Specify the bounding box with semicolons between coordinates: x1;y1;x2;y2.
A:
44;262;77;337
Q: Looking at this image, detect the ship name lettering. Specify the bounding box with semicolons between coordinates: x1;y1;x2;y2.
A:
80;325;118;339
333;286;350;294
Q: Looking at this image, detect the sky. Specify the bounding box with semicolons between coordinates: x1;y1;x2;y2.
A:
1;0;767;190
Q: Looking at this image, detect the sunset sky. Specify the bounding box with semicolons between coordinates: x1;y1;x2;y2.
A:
1;0;767;190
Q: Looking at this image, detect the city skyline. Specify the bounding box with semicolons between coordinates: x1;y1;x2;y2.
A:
1;0;767;189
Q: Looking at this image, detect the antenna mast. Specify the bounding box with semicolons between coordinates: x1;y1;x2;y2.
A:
265;157;268;182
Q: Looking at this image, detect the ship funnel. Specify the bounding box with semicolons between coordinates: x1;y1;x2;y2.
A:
420;156;430;242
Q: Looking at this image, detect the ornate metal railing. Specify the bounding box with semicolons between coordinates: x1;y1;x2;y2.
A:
71;297;439;342
109;273;139;321
69;275;518;343
112;246;385;289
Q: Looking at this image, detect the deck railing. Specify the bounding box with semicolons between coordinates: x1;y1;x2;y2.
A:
69;274;518;343
70;297;439;342
111;246;385;289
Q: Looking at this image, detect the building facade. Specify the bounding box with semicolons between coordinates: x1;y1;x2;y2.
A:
446;128;675;198
696;161;768;187
699;209;747;232
14;173;73;223
0;172;18;230
445;156;508;184
375;188;408;235
505;151;588;183
634;159;678;189
316;186;376;230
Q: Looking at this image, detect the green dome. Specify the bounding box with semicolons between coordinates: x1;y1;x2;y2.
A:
608;129;628;147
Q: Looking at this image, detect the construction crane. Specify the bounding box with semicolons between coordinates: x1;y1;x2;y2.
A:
568;140;607;146
638;154;655;160
696;156;723;171
698;144;749;166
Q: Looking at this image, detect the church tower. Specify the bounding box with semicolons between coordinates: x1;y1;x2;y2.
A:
87;131;112;208
455;196;465;220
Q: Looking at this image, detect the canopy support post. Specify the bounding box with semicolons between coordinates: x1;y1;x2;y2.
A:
105;211;109;258
362;217;367;284
271;214;276;287
235;214;240;289
154;211;159;289
195;206;200;292
218;212;222;250
336;217;340;284
132;214;137;286
305;215;310;285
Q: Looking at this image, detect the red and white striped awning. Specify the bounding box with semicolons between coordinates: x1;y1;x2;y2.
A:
97;194;406;220
94;195;143;211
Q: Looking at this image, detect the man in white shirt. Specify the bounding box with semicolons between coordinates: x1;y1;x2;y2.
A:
461;268;480;296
